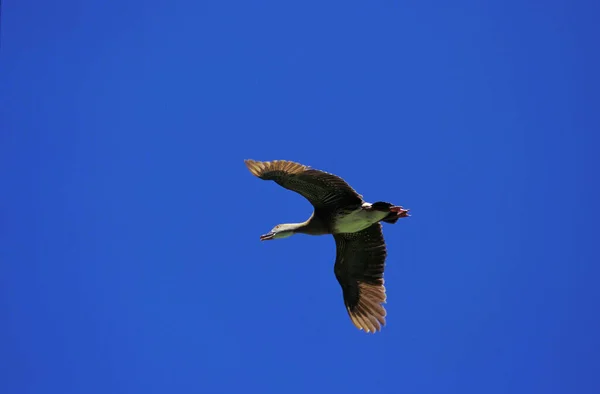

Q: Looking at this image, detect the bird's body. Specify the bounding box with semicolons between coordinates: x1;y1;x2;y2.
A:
244;159;409;333
332;203;395;233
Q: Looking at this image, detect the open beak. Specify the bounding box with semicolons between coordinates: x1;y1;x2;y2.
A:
260;232;275;241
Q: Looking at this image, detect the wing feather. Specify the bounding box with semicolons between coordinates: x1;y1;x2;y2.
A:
333;223;388;333
244;159;363;211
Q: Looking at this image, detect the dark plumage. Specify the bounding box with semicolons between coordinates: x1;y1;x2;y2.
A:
244;159;410;333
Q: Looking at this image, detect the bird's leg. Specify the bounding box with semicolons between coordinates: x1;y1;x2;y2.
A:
390;206;410;217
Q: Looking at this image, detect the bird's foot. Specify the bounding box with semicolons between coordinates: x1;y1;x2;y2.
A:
390;206;410;218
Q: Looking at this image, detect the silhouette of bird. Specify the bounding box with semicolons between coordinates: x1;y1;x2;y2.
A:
245;159;409;333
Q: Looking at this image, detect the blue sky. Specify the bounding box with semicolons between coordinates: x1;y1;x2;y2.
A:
1;1;599;393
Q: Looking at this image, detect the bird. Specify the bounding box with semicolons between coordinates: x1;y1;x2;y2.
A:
244;159;410;333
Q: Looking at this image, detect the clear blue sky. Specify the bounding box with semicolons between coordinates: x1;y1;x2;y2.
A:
1;1;599;393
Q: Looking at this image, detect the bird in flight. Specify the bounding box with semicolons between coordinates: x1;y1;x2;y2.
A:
244;159;410;333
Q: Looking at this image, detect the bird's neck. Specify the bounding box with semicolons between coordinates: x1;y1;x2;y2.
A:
292;215;328;236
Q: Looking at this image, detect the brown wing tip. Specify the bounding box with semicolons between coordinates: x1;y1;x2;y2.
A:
244;159;308;178
348;282;387;333
244;159;263;177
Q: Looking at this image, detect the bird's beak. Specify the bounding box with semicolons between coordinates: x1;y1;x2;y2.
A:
260;232;275;241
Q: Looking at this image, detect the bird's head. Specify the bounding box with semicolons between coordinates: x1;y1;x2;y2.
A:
260;223;298;241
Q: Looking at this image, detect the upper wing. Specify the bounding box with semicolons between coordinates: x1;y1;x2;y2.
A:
244;159;363;211
333;223;388;333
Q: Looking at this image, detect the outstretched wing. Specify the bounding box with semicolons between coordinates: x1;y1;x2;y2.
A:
244;159;363;211
333;223;388;333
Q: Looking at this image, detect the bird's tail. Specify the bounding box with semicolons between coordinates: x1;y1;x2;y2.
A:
371;202;410;224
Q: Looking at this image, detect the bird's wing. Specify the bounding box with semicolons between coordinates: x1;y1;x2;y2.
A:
244;159;363;211
333;223;387;333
